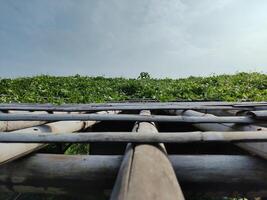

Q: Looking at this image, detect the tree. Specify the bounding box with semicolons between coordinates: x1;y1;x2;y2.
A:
138;72;151;79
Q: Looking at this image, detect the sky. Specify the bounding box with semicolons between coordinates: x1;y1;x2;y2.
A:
0;0;267;78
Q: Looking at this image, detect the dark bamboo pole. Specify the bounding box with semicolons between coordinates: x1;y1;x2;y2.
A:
0;101;267;112
111;110;185;200
2;131;267;143
0;113;259;123
171;110;267;159
1;154;267;197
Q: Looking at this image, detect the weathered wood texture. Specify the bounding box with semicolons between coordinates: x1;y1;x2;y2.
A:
0;154;119;198
0;101;267;112
2;102;267;198
173;110;267;159
0;111;47;131
2;131;267;143
0;113;261;124
111;110;184;200
248;110;267;119
0;111;117;165
1;154;267;197
0;121;89;165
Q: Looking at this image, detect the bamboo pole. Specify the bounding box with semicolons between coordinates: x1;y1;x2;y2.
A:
0;111;116;165
0;111;47;131
248;111;267;119
2;131;267;143
0;113;259;123
0;101;267;108
111;110;184;200
1;101;267;112
1;154;267;197
172;110;267;159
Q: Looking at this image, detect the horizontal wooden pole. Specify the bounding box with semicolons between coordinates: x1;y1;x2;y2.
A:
1;101;267;107
1;101;267;112
172;109;267;160
1;154;267;197
0;111;48;132
248;110;267;119
1;131;267;143
0;154;118;197
0;113;259;123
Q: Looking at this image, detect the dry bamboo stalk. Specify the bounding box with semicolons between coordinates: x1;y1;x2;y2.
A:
2;131;267;143
173;110;267;159
0;111;117;165
0;101;267;112
1;154;267;197
111;110;184;200
0;112;258;123
0;111;47;131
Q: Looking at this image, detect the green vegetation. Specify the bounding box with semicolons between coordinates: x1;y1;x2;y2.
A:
0;72;267;104
0;72;265;200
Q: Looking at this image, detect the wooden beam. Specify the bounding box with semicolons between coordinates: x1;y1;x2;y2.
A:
2;131;267;143
0;113;259;123
1;101;267;112
248;111;267;119
0;111;47;131
0;154;118;197
111;110;185;200
1;154;267;197
172;110;267;159
0;101;267;108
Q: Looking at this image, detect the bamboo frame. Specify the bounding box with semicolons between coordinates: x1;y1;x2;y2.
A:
1;131;267;143
1;101;267;198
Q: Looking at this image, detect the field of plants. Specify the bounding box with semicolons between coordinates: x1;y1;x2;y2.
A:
0;72;267;104
0;72;266;200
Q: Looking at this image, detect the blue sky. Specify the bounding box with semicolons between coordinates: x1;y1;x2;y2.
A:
0;0;267;78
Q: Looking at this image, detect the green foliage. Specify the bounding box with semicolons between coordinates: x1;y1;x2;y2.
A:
0;72;266;104
138;72;151;79
65;144;90;155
